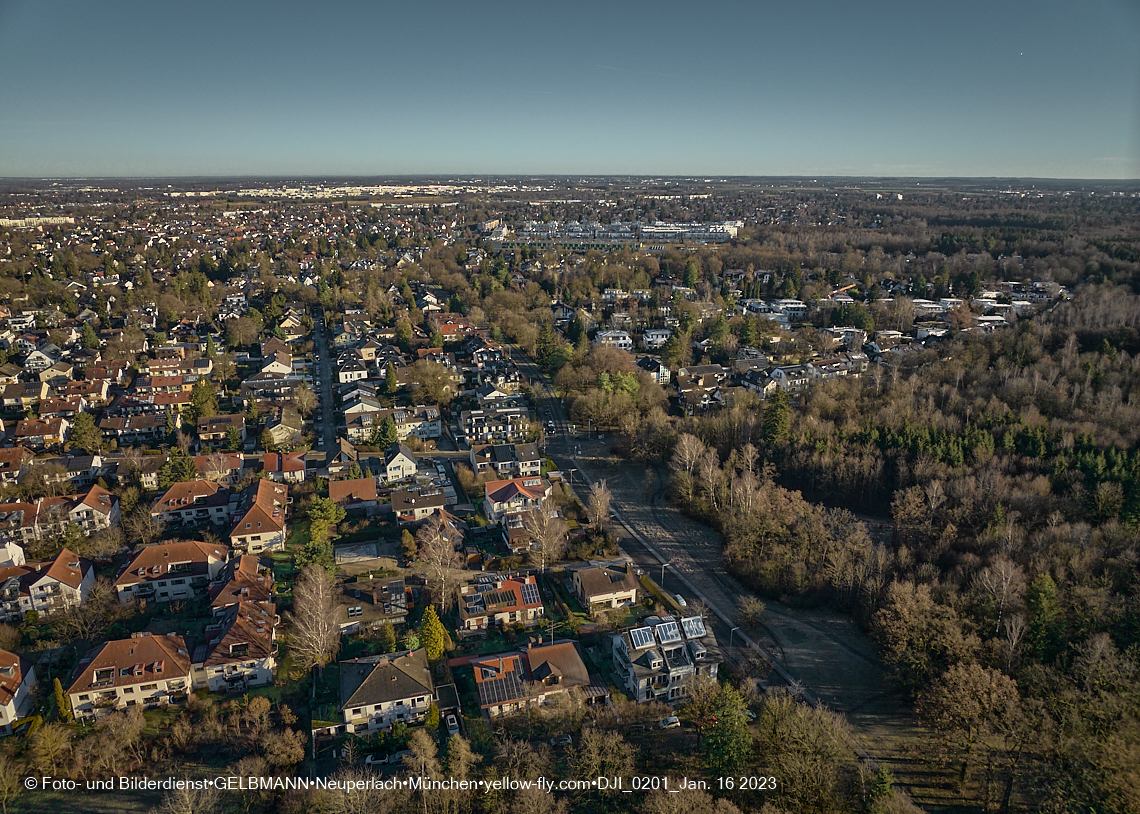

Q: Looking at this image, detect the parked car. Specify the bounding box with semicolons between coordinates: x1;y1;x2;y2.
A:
659;716;681;729
550;734;573;746
446;714;460;736
363;754;388;766
674;594;688;608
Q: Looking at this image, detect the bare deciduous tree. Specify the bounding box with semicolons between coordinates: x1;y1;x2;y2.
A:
523;497;567;573
669;433;707;507
586;479;612;532
288;565;341;673
416;514;461;612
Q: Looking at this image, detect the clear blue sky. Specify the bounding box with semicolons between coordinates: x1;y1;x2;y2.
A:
1;0;1138;178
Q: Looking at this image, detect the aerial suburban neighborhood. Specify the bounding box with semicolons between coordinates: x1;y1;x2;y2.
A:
0;175;1133;814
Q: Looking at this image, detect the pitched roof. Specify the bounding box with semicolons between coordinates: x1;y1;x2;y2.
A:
208;555;273;610
329;478;378;505
199;600;277;668
0;648;33;708
230;479;288;537
471;652;527;708
67;633;191;695
75;485;116;515
115;541;230;588
574;563;639;598
523;641;590;689
340;648;433;710
35;547;89;590
485;478;547;505
151;480;226;513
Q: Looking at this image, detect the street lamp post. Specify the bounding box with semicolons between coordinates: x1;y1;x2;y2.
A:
660;561;669;587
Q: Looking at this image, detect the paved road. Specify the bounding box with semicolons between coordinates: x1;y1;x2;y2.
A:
311;307;337;450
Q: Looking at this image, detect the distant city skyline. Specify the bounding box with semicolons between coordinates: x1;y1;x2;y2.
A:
1;0;1138;179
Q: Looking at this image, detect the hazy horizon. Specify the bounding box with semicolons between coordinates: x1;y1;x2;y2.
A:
2;0;1138;179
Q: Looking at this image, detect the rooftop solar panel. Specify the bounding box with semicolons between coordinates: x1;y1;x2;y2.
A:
655;621;682;645
681;616;706;639
629;627;655;650
520;583;541;605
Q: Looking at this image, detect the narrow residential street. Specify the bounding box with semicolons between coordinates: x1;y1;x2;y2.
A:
311;307;337;449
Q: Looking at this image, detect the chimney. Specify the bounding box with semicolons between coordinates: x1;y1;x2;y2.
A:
498;657;503;672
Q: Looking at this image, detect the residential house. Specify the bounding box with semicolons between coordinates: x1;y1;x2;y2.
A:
65;485;119;535
636;356;670;385
0;447;33;485
382;442;417;485
197;414;245;446
335;577;408;632
114;541;231;605
573;563;640;612
770;365;811;391
482;477;552;524
1;381;47;411
593;330;633;352
239;372;300;406
0;548;94;622
391;489;446;524
151;480;233;527
98;414;172;444
263;406;303;449
611;615;722;704
0;650;36;735
457;574;545;633
324;439;359;479
196;600;278;693
229;479;289;553
23;342;62;373
337;358;369;384
339;649;434;733
641;328;671;350
461;406;530;445
38;396;87;419
194;453;245;486
472;640;596;718
263;451;306;484
67;632;193;718
14;417;69;450
328;478;379;512
469;443;541;479
208;555;274;613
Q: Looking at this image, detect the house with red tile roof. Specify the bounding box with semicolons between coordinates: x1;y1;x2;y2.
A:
0;447;33;486
328;478;378;510
150;480;233;527
208;555;273;613
0;649;36;735
263;451;306;484
482;477;552;524
471;639;594;718
194;453;244;486
0;547;94;622
114;541;230;605
195;600;278;693
14;416;69;449
457;573;545;632
229;479;288;553
67;632;192;719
